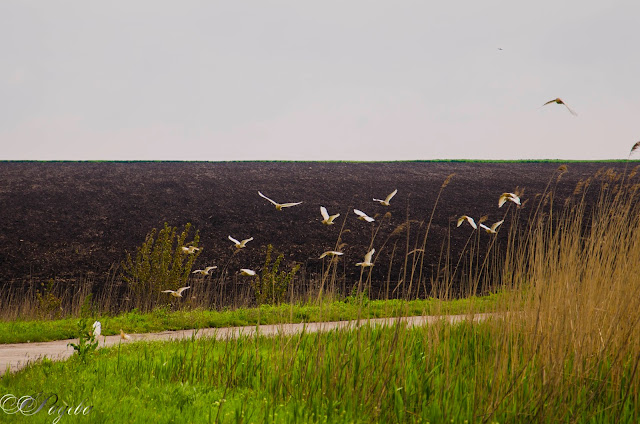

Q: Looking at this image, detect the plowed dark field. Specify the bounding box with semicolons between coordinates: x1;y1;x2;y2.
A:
0;161;629;296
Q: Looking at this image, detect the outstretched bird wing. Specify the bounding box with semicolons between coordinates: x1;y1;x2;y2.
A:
562;102;578;116
364;248;375;263
280;202;302;208
320;206;330;221
258;191;278;206
491;220;505;231
320;250;343;259
385;189;398;203
456;216;466;227
457;215;476;229
354;209;373;220
228;235;241;245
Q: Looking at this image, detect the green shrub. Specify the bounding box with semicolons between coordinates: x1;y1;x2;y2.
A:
35;280;63;320
253;244;300;305
67;317;98;363
121;222;200;311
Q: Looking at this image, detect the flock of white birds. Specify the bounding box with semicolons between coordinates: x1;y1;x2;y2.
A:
157;189;522;299
85;182;524;341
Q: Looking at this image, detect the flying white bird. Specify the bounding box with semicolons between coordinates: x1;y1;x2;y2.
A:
498;192;521;208
240;269;256;276
320;206;340;225
229;236;254;249
258;191;303;210
457;215;477;230
319;250;344;259
120;329;131;340
91;321;101;338
356;248;375;267
181;246;200;254
479;220;505;234
161;286;191;297
192;266;217;275
354;209;375;222
542;98;577;116
373;189;398;206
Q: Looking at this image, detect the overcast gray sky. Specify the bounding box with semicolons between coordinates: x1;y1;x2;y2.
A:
1;1;639;161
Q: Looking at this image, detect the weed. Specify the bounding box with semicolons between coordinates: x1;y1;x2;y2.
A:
35;280;63;320
67;317;98;363
253;245;300;305
121;222;201;311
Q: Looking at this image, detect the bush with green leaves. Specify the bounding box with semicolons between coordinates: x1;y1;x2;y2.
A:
67;317;98;363
121;222;200;311
35;280;63;320
253;244;300;305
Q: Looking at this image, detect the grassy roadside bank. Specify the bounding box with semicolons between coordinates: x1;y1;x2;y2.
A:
0;294;504;344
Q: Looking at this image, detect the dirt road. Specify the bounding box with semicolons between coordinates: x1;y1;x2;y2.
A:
1;313;491;376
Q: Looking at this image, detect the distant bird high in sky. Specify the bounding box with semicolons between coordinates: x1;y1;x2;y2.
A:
542;98;577;116
373;189;398;206
229;236;253;249
2;2;639;161
320;206;340;225
258;191;303;210
162;286;191;297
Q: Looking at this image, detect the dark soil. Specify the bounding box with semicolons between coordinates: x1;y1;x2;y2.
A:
0;161;629;297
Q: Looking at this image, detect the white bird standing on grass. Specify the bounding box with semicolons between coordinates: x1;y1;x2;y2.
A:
320;206;340;225
457;215;477;230
479;220;505;234
498;192;521;208
356;248;375;268
161;286;191;297
229;236;253;249
354;209;375;222
258;191;303;210
319;250;344;259
240;269;257;276
91;321;101;338
192;266;217;275
181;246;200;254
373;189;398;206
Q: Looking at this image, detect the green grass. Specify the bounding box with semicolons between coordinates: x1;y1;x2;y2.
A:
0;294;505;344
2;320;636;423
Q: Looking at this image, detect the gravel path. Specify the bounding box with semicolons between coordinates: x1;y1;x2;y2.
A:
1;313;492;376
